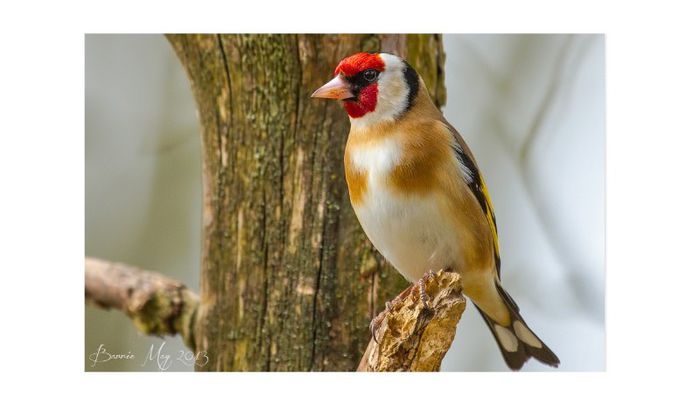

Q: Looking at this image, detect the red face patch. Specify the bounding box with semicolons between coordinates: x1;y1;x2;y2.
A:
343;83;379;118
334;52;385;77
335;53;385;118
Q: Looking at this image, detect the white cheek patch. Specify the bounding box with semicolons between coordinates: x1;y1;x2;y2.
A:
494;324;519;352
376;72;409;114
513;320;543;348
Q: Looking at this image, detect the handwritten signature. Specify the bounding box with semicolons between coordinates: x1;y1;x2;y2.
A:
88;342;209;370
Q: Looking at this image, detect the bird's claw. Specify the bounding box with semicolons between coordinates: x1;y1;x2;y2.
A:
418;270;437;309
369;300;395;343
369;271;437;343
369;312;385;344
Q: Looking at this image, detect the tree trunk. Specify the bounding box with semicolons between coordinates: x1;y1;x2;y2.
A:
167;34;446;371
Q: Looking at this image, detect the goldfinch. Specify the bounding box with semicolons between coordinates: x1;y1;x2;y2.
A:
311;52;559;370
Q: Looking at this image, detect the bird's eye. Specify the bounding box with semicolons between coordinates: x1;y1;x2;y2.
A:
363;69;378;82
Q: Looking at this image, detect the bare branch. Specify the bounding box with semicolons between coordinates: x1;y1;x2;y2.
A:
357;270;466;372
85;257;199;350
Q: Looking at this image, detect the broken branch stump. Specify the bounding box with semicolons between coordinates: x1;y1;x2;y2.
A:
357;270;466;371
85;257;199;350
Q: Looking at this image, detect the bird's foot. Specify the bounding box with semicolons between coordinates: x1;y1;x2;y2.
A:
369;283;415;343
369;302;389;343
413;270;438;331
369;314;382;344
418;270;437;309
368;271;439;342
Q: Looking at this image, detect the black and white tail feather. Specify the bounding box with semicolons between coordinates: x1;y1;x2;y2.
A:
475;282;560;370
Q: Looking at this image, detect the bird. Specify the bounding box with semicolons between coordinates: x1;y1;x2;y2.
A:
310;51;560;371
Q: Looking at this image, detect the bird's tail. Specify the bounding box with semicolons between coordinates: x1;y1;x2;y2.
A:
476;282;560;370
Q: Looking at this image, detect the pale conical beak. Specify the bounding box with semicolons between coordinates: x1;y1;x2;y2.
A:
310;75;354;100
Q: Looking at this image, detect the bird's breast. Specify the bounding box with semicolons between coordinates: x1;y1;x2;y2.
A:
344;137;463;281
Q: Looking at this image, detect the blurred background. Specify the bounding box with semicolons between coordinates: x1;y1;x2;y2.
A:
85;34;604;371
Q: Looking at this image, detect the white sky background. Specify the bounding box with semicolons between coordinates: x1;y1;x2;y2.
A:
85;34;605;371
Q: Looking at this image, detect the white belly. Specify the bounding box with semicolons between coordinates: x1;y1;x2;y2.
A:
349;138;462;282
354;190;462;282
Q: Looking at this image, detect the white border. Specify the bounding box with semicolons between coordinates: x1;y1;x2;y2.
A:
2;0;699;410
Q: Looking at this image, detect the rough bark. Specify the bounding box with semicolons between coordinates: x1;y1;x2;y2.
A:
166;34;446;371
357;271;466;372
85;257;199;350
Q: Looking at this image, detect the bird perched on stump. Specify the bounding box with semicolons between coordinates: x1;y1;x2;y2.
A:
311;52;560;370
